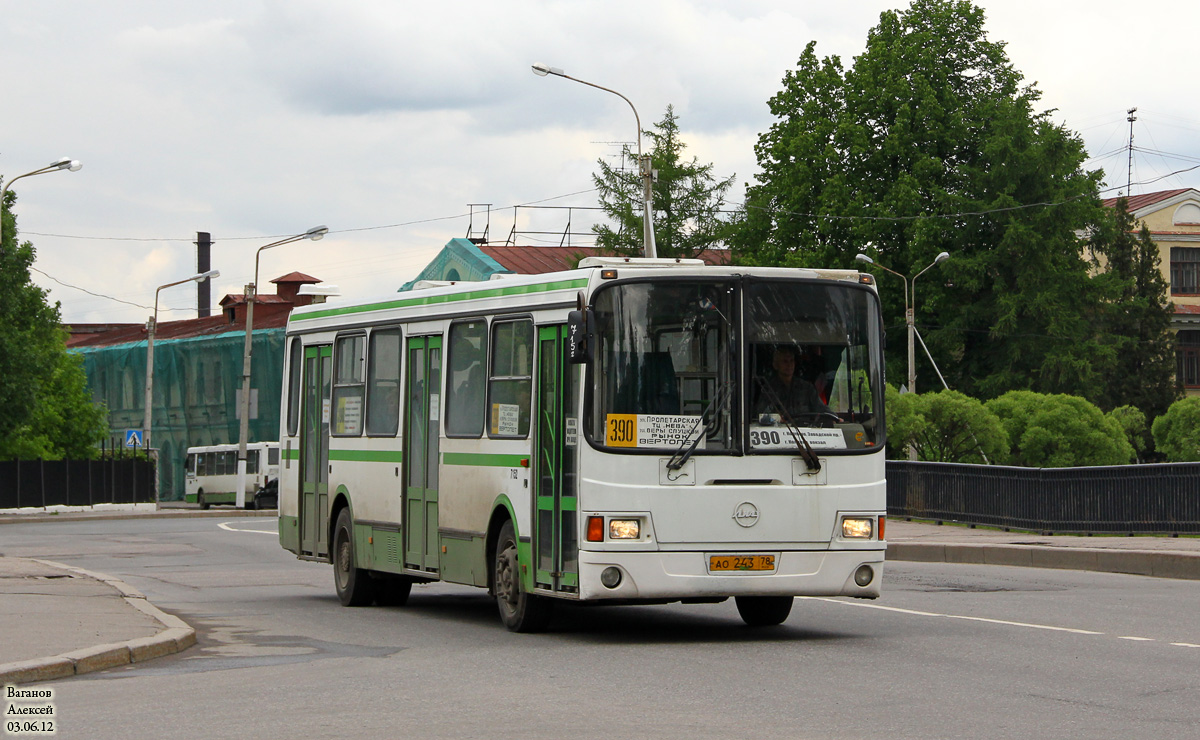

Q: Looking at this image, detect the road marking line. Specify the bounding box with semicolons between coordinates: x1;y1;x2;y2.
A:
1170;643;1200;648
1118;636;1155;641
218;521;277;534
810;597;1104;635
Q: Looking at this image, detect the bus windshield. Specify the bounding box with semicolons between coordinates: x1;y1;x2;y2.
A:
745;279;883;451
589;278;883;453
591;280;736;452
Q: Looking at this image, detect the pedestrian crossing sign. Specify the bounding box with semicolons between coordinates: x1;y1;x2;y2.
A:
125;429;143;448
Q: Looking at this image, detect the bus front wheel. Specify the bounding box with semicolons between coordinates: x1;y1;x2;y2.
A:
333;508;375;606
374;576;413;607
735;596;793;627
492;520;552;633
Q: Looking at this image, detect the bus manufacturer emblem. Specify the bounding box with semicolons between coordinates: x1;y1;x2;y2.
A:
732;502;760;528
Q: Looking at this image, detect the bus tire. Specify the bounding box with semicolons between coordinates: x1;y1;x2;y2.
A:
735;596;793;627
197;491;210;510
492;520;552;633
333;508;375;606
373;576;413;607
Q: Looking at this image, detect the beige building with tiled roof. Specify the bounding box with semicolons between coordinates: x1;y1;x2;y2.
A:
1102;188;1200;394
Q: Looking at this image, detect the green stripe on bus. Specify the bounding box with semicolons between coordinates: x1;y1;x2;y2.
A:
442;452;528;467
293;278;589;322
329;449;406;463
283;447;299;460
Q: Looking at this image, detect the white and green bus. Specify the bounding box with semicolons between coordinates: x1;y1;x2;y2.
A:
185;442;279;509
277;258;887;631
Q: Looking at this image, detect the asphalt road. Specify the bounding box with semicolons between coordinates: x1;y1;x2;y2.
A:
2;518;1198;740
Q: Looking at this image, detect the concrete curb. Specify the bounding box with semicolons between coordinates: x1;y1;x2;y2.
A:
0;560;196;685
0;509;276;525
887;542;1200;580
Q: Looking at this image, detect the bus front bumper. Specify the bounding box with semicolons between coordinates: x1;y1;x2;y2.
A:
576;548;885;601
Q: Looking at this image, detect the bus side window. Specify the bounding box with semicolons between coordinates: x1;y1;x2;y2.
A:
185;454;196;476
332;334;366;436
446;320;487;437
197;453;208;477
286;337;302;438
366;328;402;436
488;319;533;438
247;450;258;475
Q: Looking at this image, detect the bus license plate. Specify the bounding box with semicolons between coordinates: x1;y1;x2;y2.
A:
709;554;776;572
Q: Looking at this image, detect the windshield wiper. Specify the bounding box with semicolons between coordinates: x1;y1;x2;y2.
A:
666;381;733;472
753;376;822;473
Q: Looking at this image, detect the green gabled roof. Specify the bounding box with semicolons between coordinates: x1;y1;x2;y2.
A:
398;238;512;292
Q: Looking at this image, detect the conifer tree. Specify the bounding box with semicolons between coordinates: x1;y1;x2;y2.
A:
593;105;735;259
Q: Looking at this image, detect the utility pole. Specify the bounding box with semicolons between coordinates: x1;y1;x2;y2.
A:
1126;107;1137;196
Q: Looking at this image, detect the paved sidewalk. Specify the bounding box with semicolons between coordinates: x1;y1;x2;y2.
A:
0;510;1197;686
886;518;1200;580
0;557;196;685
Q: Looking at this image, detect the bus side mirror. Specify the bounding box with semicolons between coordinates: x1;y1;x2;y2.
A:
567;309;591;364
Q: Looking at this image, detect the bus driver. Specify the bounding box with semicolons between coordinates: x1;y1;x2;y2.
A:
754;345;831;423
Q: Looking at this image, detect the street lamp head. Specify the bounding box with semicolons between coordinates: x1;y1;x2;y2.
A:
193;269;220;282
51;157;82;172
855;253;875;265
531;62;563;77
934;251;950;264
305;225;329;241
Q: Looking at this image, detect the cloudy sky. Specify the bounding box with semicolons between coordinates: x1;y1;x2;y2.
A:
6;1;1198;325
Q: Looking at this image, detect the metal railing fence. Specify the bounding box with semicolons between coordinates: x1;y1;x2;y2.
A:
887;461;1200;534
0;458;156;509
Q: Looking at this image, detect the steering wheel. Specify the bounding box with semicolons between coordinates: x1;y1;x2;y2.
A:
794;411;842;428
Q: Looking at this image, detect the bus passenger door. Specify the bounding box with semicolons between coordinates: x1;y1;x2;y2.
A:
404;335;441;574
300;345;332;559
534;325;580;593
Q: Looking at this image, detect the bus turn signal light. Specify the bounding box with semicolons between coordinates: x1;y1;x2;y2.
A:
587;516;605;542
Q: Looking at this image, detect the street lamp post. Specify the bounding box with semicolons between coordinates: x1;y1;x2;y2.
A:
235;225;328;508
531;62;657;259
856;250;949;462
143;270;221;451
855;251;949;395
1;158;83;248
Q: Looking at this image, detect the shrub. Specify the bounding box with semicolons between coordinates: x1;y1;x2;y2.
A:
1150;397;1200;462
1107;405;1147;462
985;391;1134;467
885;387;1007;463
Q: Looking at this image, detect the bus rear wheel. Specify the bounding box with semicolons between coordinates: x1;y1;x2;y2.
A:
333;508;375;606
735;596;793;627
492;520;552;633
197;491;209;510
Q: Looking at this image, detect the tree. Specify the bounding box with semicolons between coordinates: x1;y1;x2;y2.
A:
885;387;1007;463
593;105;736;259
1151;397;1200;462
1088;198;1179;420
735;0;1108;401
985;390;1134;467
1;348;108;459
0;190;107;459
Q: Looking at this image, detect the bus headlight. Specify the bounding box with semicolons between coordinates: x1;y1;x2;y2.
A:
609;519;640;539
842;517;874;539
